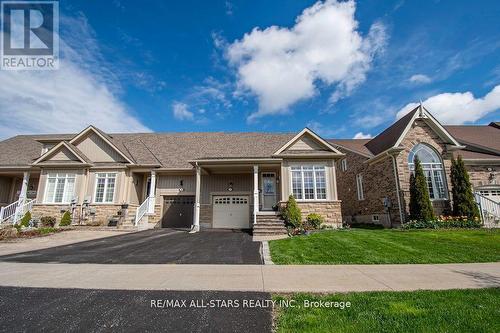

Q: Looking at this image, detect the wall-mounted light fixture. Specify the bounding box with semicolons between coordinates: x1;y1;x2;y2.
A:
179;179;184;192
228;182;233;192
276;176;280;183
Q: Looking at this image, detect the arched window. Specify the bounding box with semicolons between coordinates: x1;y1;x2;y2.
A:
408;143;447;199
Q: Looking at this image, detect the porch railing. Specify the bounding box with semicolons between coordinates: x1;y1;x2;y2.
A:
474;192;500;228
0;199;20;223
135;197;152;226
0;199;37;224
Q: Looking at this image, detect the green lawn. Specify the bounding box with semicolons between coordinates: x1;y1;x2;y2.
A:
269;229;500;264
273;288;500;333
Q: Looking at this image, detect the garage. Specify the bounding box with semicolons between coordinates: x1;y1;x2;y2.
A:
162;196;194;228
478;188;500;203
212;195;250;229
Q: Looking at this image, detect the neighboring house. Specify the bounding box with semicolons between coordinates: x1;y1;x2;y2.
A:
330;105;500;227
0;126;344;234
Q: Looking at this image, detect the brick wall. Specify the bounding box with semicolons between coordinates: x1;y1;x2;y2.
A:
335;149;401;226
466;165;498;189
396;119;453;219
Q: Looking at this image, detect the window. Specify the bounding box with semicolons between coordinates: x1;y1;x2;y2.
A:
408;143;447;200
372;215;380;222
356;174;364;200
94;173;116;203
290;165;327;200
44;173;76;203
340;159;347;172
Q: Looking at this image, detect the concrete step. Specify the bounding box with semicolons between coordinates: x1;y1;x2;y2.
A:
253;229;288;236
254;223;286;228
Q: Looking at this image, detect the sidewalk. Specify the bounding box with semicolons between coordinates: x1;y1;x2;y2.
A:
0;262;498;292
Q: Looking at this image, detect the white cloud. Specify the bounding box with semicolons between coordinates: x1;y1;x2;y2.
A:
353;132;372;139
0;15;149;140
354;114;386;128
226;0;386;121
396;85;500;124
409;74;431;84
307;120;345;137
172;102;194;121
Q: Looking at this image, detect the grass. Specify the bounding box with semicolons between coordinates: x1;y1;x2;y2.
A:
269;229;500;264
273;288;500;333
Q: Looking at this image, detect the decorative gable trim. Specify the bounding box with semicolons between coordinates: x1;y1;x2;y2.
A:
393;105;462;149
32;141;90;165
70;125;134;164
273;128;343;156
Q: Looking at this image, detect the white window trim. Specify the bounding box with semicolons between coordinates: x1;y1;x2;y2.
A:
43;173;76;204
93;173;117;204
289;163;329;201
372;214;380;222
356;174;365;201
408;144;448;200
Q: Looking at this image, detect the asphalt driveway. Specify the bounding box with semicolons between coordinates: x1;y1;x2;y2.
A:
0;229;262;265
0;287;272;332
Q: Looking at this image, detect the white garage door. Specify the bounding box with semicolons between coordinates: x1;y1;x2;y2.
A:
212;196;250;229
479;189;500;203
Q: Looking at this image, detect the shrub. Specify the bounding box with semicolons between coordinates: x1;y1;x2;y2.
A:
409;157;435;221
451;156;480;219
18;211;32;228
306;213;324;229
59;211;72;227
40;216;56;227
401;216;481;230
281;195;302;228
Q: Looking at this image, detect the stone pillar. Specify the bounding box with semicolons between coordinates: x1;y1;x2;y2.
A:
253;165;259;224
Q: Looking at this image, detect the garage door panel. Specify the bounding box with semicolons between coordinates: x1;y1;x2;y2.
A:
162;196;194;228
213;195;250;229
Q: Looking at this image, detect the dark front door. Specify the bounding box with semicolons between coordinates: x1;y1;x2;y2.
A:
162;196;195;228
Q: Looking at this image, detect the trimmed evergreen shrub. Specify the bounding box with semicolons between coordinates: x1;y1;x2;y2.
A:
59;211;72;227
451;156;480;219
18;211;32;229
409;156;435;221
282;195;302;228
306;213;324;229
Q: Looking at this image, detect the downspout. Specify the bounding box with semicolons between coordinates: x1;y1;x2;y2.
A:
390;154;405;225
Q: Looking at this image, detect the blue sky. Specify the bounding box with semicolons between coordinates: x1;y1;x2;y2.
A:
1;0;499;139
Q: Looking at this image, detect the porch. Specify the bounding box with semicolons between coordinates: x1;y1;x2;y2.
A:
0;171;40;224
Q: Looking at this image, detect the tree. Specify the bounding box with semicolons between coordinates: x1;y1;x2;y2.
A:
451;155;480;219
59;211;72;226
409;156;435;221
282;195;302;228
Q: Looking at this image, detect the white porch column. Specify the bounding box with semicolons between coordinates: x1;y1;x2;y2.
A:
192;165;201;232
147;170;156;214
14;171;30;223
253;165;259;224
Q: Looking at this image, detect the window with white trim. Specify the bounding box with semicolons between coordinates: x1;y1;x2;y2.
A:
44;173;76;203
290;165;327;200
94;173;117;203
356;174;364;200
408;143;447;200
340;159;347;172
372;215;380;222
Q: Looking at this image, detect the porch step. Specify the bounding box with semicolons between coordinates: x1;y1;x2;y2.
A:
253;214;287;236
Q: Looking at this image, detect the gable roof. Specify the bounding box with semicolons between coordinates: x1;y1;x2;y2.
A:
273;128;343;156
364;106;419;155
328;139;373;157
70;126;135;164
33;141;92;165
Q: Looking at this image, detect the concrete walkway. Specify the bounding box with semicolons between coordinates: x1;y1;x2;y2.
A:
0;262;498;293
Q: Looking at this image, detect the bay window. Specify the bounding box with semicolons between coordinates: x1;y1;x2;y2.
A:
290;165;327;200
408;143;447;199
44;173;76;203
94;173;117;203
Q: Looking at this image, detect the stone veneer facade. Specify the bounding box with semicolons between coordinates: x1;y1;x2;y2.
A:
296;201;342;227
31;204;125;226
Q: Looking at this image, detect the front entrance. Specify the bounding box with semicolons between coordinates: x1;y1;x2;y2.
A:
261;172;276;210
162;196;194;228
212;195;250;229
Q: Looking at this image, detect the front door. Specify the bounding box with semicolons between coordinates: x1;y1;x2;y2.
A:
261;172;276;210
